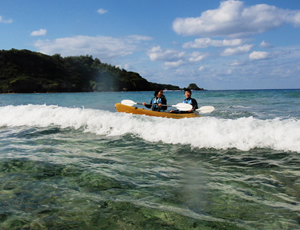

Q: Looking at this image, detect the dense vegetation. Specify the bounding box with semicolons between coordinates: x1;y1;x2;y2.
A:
0;49;183;93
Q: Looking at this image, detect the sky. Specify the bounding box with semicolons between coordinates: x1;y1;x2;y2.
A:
1;0;300;90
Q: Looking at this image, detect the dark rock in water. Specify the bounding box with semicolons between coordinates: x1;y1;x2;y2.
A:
187;83;204;90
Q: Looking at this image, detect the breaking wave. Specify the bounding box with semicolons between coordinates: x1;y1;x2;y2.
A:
1;104;299;152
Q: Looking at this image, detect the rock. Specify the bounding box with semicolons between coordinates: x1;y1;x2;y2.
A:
186;83;204;90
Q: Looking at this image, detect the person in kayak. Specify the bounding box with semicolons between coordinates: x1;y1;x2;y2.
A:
142;89;167;112
170;88;198;113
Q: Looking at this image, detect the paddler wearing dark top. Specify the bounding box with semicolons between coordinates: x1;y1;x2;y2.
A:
142;89;167;112
170;88;198;113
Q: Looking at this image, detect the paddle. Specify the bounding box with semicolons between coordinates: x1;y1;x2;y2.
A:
121;99;192;111
195;106;215;114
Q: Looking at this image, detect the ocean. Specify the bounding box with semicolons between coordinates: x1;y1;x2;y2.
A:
0;89;299;229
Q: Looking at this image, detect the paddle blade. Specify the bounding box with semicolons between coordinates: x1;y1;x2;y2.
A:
174;103;193;111
196;106;215;113
121;99;136;106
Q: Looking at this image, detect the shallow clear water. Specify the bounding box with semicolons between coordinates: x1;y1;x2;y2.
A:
0;90;300;229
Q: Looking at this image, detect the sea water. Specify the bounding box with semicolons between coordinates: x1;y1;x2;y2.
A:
0;89;299;229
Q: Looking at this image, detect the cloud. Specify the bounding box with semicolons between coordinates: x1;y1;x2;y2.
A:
173;0;300;37
148;46;206;69
97;8;107;15
125;35;153;43
189;52;205;62
288;10;300;27
116;64;130;70
198;66;205;71
259;40;273;48
183;38;245;48
31;29;47;36
148;46;207;63
249;51;269;60
148;46;186;61
221;44;254;56
230;60;243;66
163;60;185;69
34;35;150;60
0;15;12;23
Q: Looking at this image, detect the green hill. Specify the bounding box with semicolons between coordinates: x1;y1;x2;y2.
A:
0;49;181;93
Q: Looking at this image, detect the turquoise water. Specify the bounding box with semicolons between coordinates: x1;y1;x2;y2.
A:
0;90;300;229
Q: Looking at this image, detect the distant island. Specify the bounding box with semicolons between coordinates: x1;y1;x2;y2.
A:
0;49;203;93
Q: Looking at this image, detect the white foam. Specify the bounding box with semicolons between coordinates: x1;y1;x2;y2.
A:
1;105;300;152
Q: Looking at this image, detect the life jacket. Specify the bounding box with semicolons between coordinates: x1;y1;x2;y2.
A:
183;98;193;105
151;97;164;111
183;98;196;112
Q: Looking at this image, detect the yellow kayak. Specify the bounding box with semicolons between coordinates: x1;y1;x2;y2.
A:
115;103;201;119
